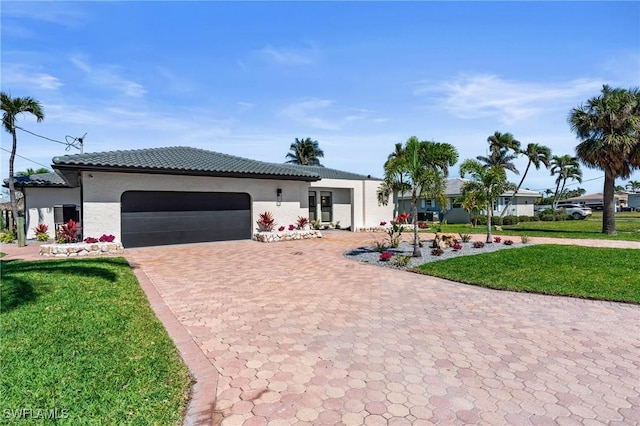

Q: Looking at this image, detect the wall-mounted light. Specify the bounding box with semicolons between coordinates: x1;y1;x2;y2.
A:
276;188;282;206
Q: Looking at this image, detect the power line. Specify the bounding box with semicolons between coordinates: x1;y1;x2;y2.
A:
14;125;85;152
0;147;50;169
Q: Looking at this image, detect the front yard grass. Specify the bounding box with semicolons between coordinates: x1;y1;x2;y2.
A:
0;258;191;425
415;245;640;304
427;211;640;241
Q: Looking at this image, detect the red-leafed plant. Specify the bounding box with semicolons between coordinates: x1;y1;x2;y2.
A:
379;251;393;261
494;236;502;243
453;243;462;250
257;211;276;232
380;221;387;226
57;219;81;243
504;239;514;246
418;222;428;229
278;226;285;232
288;224;295;231
395;212;411;224
99;234;115;242
84;237;99;243
33;224;50;242
296;216;309;229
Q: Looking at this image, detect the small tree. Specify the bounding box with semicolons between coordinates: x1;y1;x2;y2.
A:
460;159;513;243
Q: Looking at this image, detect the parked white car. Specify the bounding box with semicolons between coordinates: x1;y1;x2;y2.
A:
556;203;593;220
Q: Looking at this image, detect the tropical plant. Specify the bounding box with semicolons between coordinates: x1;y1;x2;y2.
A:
84;236;99;243
626;180;640;193
477;131;521;175
1;92;45;247
379;136;458;257
99;234;115;242
393;254;412;267
460;159;514;243
379;251;393;261
459;233;472;243
385;222;404;248
550;154;582;207
285;137;324;166
296;216;309;229
16;167;50;177
501;143;552;217
57;219;81;243
472;241;486;249
256;211;276;232
33;223;49;242
569;85;640;234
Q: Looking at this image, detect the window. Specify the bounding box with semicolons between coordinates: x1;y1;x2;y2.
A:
308;192;316;222
321;191;332;222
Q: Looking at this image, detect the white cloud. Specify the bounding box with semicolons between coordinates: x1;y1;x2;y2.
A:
2;2;87;29
70;56;147;98
279;99;371;131
2;65;63;90
257;43;319;66
415;74;604;124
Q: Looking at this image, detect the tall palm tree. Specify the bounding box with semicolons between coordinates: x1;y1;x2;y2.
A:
476;148;520;175
569;85;640;234
626;180;640;193
550;154;582;207
460;159;514;243
380;136;458;257
1;92;45;246
487;131;521;155
285;137;324;166
16;167;50;177
500;143;552;217
377;142;410;215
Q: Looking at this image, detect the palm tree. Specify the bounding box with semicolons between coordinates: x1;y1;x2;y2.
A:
285;138;324;166
487;131;521;155
460;159;514;243
16;167;50;177
476;148;520;175
500;143;552;217
550;155;582;207
380;136;458;257
1;92;45;246
626;180;640;193
377;142;411;216
569;85;640;234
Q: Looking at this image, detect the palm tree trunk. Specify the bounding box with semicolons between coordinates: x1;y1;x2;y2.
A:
8;128;21;245
412;190;421;257
501;161;531;218
602;171;617;235
486;201;493;243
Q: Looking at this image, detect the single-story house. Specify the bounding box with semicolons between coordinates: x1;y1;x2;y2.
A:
628;193;640;210
396;178;541;224
564;192;629;211
8;146;393;247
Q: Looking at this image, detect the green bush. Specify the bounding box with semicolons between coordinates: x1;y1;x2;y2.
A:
518;215;531;222
472;215;487;225
503;215;518;225
0;231;16;244
491;216;503;226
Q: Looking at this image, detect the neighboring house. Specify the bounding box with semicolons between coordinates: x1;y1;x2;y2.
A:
564;192;629;211
8;146;393;247
396;178;541;224
627;193;640;210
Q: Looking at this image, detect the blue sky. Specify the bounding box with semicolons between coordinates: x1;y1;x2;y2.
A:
2;1;639;195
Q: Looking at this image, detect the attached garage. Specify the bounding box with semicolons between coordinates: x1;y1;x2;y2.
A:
121;191;251;248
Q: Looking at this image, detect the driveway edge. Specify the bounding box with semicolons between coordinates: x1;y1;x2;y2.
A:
129;261;218;426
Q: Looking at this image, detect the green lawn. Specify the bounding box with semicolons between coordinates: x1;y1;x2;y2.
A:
0;258;191;425
428;211;640;241
415;245;640;303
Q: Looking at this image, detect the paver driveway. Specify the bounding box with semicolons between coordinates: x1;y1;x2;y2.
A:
126;232;640;425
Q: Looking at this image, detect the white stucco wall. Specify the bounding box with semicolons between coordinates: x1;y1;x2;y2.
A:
363;180;395;227
81;171;309;241
24;187;81;239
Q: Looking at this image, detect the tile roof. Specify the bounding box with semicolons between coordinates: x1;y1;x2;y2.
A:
52;146;321;181
284;165;381;181
3;172;68;187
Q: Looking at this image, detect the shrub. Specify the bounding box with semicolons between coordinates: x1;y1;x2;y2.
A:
0;231;16;244
494;236;502;243
379;251;393;261
394;254;412;267
395;212;411;224
518;215;531;223
521;235;530;244
99;234;115;243
452;243;462;250
504;239;514;246
33;224;50;242
472;241;485;249
417;221;428;229
311;220;322;230
472;215;487;225
288;224;295;231
431;248;444;256
57;219;81;243
459;233;472;243
491;216;503;226
386;222;404;248
373;240;387;252
502;215;518;225
257;211;276;232
278;226;285;232
84;237;99;243
296;216;309;229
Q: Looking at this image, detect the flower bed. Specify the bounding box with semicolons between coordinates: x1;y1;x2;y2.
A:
40;242;124;257
253;230;322;243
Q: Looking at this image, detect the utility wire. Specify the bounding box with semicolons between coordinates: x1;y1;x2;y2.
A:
0;147;50;169
14;125;84;152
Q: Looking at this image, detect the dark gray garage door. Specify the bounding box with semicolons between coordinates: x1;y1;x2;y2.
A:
121;191;251;248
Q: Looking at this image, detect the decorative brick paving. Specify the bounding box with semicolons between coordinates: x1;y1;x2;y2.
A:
122;232;640;425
